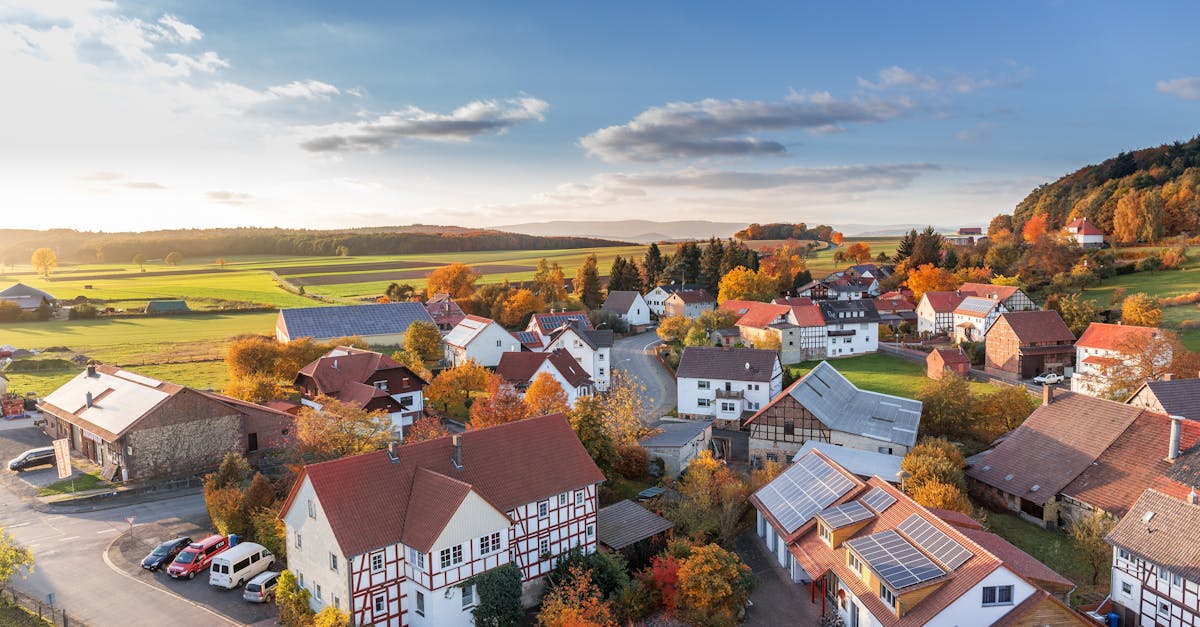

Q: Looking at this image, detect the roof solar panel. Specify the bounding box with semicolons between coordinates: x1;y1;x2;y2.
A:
846;530;945;590
898;514;973;570
817;500;874;529
756;453;857;534
861;487;897;513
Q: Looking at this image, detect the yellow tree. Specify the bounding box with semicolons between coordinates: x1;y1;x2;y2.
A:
677;544;754;627
759;240;807;293
716;266;777;304
911;480;972;514
0;528;35;585
223;374;285;403
525;372;570;416
312;606;352;627
30;247;57;277
403;320;443;362
845;242;872;264
1112;190;1144;244
905;263;960;300
537;565;615;627
165;251;183;266
500;289;545;328
469;376;529;429
296;395;393;461
1121;292;1162;327
1021;212;1050;244
597;369;650;446
406;416;451;443
426;360;491;416
426;262;482;299
657;316;695;343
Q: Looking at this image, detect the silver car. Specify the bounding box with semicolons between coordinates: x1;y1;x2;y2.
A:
242;571;279;603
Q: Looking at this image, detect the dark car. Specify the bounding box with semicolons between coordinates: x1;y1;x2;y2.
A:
141;537;193;571
7;447;55;472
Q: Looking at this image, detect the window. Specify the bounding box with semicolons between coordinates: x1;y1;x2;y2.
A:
407;547;425;569
697;380;710;389
539;538;550;556
315;583;323;601
462;584;475;609
538;500;549;518
587;524;595;538
697;398;711;407
415;591;425;616
298;572;304;588
440;544;464;569
1159;601;1170;616
371;552;384;572
575;490;585;505
765;452;779;463
333;596;340;610
1172;573;1184;587
495;339;502;347
307;499;316;519
818;523;831;544
877;446;893;455
295;532;303;549
1158;566;1170;581
599;353;605;361
480;532;501;555
848;552;863;575
599;368;605;376
721;402;736;412
982;585;1013;606
329;553;338;572
879;582;896;608
1121;582;1132;595
373;380;388;391
373;594;386;613
558;493;567;506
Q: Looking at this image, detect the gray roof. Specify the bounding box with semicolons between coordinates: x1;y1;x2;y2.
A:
0;283;56;302
785;361;921;447
597;500;675;550
145;300;190;313
647;283;701;295
795;441;904;480
640;420;712;448
818;299;880;324
955;296;1000;315
1141;379;1200;420
602;290;641;313
1107;489;1200;582
579;329;614;348
676;347;779;382
279;302;435;341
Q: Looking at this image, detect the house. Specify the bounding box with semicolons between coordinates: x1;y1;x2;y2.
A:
875;297;917;330
983;311;1076;382
795;279;831;300
276;303;436;345
496;349;594;406
927;348;971;380
721;300;804;364
966;388;1200;528
793;441;903;483
958;283;1038;312
1107;488;1200;627
958;227;983;235
39;365;293;481
662;290;716;319
424;294;466;332
952;296;1007;343
525;311;591;345
1065;217;1105;248
144;299;189;315
752;450;1087;627
787;304;830;362
510;331;543;351
675;347;782;427
745;361;922;465
944;234;977;246
278;414;605;625
773;296;814;306
844;264;894;283
597;500;674;567
710;328;741;348
643;283;702;317
601;290;650;328
295;347;427;434
826;275;877;300
1127;375;1200;420
443;316;520;368
819;299;880;358
1071;322;1166;397
916;291;965;337
542;324;613;391
0;283;57;310
638;419;714;477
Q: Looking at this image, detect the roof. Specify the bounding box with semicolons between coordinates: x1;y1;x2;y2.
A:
955;527;1074;591
646;283;701;295
278;302;435;341
675;347;778;383
668;289;715;304
144;300;189;313
990;310;1075;345
965;392;1143;506
41;365;183;440
875;297;915;313
510;331;542;350
527;311;591;335
1137;378;1200;420
959;282;1021;302
424;295;466;326
443;315;498;349
0;283;55;301
1066;217;1104;236
296;347;426;397
929;348;970;366
282;413;605;557
990;590;1091;627
818;299;881;324
1;295;45;310
597;500;675;550
547;325;613;351
1081;355;1122;367
953;296;1000;317
1076;322;1159;351
720;300;791;329
788;304;826;328
795;441;903;480
496;349;592;388
749;361;921;448
1107;489;1200;583
773;296;814;307
601;290;642;314
640;419;712;448
927;508;983;530
920;291;965;313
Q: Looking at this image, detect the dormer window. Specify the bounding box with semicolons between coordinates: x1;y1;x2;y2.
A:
373;381;388;391
848;552;863;576
818;522;831;545
880;582;897;609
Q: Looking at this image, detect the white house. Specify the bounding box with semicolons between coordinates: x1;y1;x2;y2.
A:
601;291;650;328
1065;217;1105;248
542;324;614;391
952;296;1006;343
1107;488;1200;627
643;283;701;317
916;291;965;336
819;300;879;358
525;312;591;345
496;349;595;406
1071;322;1166;397
663;290;716;320
721;300;801;364
675;347;782;427
443;315;520;368
279;415;605;626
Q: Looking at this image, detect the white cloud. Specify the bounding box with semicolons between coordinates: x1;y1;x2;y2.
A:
858;66;940;91
600;163;939;191
1157;77;1200;100
267;80;341;100
158;14;202;44
206;190;253;205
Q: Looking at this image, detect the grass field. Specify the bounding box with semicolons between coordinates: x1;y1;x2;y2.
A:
38;472;107;496
787;352;1002;399
1081;248;1200;350
983;511;1106;605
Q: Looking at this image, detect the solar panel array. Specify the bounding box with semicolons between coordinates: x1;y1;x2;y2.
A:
846;530;945;590
861;486;897;513
898;514;974;570
817;500;874;529
756;453;856;533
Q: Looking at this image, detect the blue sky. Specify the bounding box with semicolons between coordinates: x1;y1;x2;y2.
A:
2;1;1198;232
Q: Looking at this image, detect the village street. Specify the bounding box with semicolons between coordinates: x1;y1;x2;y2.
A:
612;330;676;421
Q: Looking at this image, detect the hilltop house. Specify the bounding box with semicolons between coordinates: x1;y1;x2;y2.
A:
916;291;965;337
278;414;604;626
496;349;594;406
1065;217;1105;248
819;299;879;358
541;323;613;391
676;347;782;427
644;283;702;317
1107;488;1200;627
443;316;520;368
1071;322;1166;397
744;361;922;464
1127;376;1200;420
424;294;466;332
663;290;715;319
600;291;650;328
295;347;427;434
525;312;591;345
952;296;1007;343
983;311;1076;381
276;303;436;345
0;283;57;311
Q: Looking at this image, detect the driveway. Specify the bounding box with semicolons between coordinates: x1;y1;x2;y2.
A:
736;528;823;626
612;331;676;421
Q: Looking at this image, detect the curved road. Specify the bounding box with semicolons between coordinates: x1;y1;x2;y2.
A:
612;331;676;421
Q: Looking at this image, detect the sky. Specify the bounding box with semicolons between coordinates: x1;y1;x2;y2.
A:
2;0;1199;233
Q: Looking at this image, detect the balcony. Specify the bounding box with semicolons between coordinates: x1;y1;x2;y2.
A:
715;389;744;400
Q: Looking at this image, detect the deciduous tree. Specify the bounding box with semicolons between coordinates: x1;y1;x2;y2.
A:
657;316;694;343
470;376;529;429
525;372;570;416
911;480;973;514
426;360;491;417
677;544;754;627
223;373;285;403
1048;293;1102;337
312;606;352;627
469;562;524;627
684;325;711;347
133;252;146;270
31;247;57;277
1021;212;1050;244
385;282;417;302
696;308;738;333
500;288;544;328
568;396;620;479
905;263;960;300
404;320;443;362
0;528;34;585
845;242;872;264
276;570;314;627
406;416;451;443
426;262;482;299
1071;514;1116;584
1121;292;1162;327
537;565;615;627
297;395;393;461
533;258;568;303
596;370;650;445
716;266;777;304
165;251;183;266
916;372;975;438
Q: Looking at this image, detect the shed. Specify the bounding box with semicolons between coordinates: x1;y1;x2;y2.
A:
597;499;674;567
927;347;970;379
145;300;190;315
639;419;713;477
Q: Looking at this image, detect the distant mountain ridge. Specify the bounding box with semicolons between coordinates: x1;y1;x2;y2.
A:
495;220;956;242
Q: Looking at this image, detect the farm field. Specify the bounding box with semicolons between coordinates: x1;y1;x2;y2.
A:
4;359;228;399
1080;247;1200;350
787;352;1004;399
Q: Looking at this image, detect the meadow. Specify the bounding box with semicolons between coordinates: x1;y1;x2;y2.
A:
787;352;1003;399
1080;247;1200;350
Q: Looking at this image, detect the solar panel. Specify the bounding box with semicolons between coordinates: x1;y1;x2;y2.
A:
756;453;857;533
817;500;874;529
897;514;974;570
861;487;897;513
846;530;945;590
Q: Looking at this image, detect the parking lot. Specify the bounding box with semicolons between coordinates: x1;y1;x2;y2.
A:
0;417;62;493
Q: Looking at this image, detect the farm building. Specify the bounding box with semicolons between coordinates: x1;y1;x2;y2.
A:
1;283;57;310
144;300;190;315
638;419;713;477
1127;375;1200;420
1071;322;1165;397
425;293;466;332
927;347;971;379
983;310;1075;381
275;302;435;345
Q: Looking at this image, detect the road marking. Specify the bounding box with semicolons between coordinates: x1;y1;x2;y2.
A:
96;528;119;534
59;536;79;541
6;522;33;529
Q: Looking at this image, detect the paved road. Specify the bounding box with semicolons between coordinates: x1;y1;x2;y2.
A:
612;331;676;420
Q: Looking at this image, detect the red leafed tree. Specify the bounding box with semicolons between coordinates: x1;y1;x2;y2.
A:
406;416;450;443
648;554;681;614
469;375;529;429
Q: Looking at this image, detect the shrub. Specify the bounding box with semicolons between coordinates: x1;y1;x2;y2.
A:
69;304;99;319
614;444;650;480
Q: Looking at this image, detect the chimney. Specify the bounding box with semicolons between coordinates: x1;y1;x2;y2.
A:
387;440;400;462
1042;384;1053;406
1162;373;1174;382
85;391;94;407
451;434;463;468
86;365;96;378
1191;487;1199;506
1169;416;1184;461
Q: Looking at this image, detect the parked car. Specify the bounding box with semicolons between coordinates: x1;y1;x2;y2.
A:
141;536;193;571
243;571;280;603
167;535;229;579
209;542;274;589
7;447;55;472
1033;372;1064;385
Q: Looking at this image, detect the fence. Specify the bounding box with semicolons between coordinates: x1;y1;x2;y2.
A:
0;585;87;627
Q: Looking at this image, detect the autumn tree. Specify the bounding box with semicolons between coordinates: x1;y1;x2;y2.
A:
684;325;711;347
277;570;314;627
917;372;975;437
597;369;650;445
31;247;57;277
165;251;183;266
312;606;352;627
696;308;738;332
426;360;491;417
1121;292;1162;327
500;288;545;328
404;320;443;362
575;254;603;309
657;316;694;343
0;527;35;586
1071;514;1117;584
537;565;615;627
902;437;966;495
670;450;749;545
533;258;569;303
470;376;529;429
1021;212;1050;244
1102;331;1180;400
426;262;482;299
390;348;432;382
905;263;960;301
224;373;285;403
385;282;417;302
987;214;1014;238
716;266;777;304
569;396;620;479
297;395;393;461
758;240;808;293
215;257;228;269
406;416;451;443
525;372;570;416
971;385;1038;441
830;231;844;245
845;242;873;264
677;544;754;627
1047;292;1102;337
133;252;146;270
911;480;973;514
204;453;253;537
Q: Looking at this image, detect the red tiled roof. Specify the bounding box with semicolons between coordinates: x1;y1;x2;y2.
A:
930;348;969;366
280;413;605;557
992;310;1075;345
1081;355;1122;367
789;304;825;328
720;300;790;329
958;282;1020;302
1076;322;1159;351
496;349;592;388
297;347;423;395
927;507;982;529
876;297;915;312
920;291;965;313
1066;217;1104;236
424;294;466;326
955;527;1074;591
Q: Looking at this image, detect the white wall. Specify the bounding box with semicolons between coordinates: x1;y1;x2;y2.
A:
677;375;776;418
927;565;1037;626
281;478;351;614
545;329;610;391
447;322;518;368
645;287;671;316
618;294;651;326
825;321;878;357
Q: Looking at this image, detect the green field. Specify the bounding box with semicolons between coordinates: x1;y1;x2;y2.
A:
983;511;1106;605
787;352;1004;400
1080;248;1200;350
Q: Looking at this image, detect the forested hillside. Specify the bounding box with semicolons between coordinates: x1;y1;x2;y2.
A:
1011;135;1200;242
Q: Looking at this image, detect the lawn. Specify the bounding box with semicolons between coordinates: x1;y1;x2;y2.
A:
983;511;1108;605
787;352;1002;399
38;471;108;496
0;606;51;627
1081;249;1200;350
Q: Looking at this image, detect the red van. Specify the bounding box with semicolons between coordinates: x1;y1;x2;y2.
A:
167;535;229;579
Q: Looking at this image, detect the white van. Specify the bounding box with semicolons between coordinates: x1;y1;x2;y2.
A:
208;542;274;589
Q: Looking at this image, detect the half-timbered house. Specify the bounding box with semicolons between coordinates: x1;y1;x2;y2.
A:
1107;488;1200;627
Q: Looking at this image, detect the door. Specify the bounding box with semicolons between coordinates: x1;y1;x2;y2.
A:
247;433;258;452
849;600;860;627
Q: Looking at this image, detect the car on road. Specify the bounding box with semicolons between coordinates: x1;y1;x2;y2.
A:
209;542;274;589
141;536;193;571
243;571;280;603
167;534;229;580
1032;372;1065;385
7;447;55;472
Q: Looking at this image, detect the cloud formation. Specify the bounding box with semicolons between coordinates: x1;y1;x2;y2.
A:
299;97;549;152
1157;77;1200;100
580;92;910;162
207;190;253;205
600;163;939;191
858;66;940;91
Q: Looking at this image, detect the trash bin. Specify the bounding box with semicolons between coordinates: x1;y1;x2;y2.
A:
1106;612;1120;627
229;534;238;547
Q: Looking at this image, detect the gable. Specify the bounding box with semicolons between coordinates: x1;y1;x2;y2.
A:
430;490;512;553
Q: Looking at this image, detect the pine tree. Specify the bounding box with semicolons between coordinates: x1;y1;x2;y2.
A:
574;254;603;309
642;242;664;286
893;229;917;263
699;238;725;294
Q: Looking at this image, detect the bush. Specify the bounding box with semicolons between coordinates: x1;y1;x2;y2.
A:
68;304;99;319
276;570;314;627
614;444;650;480
468;562;523;627
545;547;630;599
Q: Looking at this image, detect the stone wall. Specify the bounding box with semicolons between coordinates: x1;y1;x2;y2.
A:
126;413;241;480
